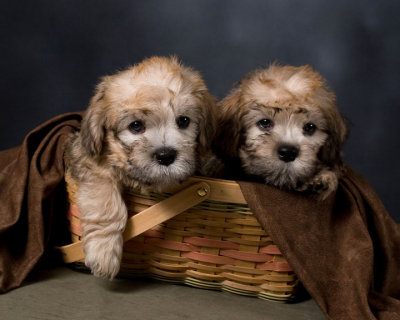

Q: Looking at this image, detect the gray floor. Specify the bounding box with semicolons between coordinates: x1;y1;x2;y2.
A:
1;266;325;320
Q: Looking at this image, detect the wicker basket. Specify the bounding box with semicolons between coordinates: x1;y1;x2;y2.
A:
58;175;298;302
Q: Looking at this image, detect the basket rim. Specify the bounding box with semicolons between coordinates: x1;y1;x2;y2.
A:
139;176;248;205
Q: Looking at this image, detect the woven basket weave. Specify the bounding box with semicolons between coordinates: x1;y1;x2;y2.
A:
60;175;298;302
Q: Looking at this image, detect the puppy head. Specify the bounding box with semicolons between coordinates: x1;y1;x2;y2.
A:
80;56;216;190
218;64;347;188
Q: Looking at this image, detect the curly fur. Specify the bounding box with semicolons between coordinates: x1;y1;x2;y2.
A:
215;64;347;200
65;56;219;279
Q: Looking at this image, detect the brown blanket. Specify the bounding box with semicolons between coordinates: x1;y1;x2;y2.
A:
1;113;399;319
239;170;400;319
0;112;82;293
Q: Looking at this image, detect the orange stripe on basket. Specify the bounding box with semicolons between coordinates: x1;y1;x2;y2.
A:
183;237;240;250
220;250;273;263
256;262;293;272
258;245;282;255
70;222;82;237
69;204;81;219
182;251;235;265
146;239;200;252
66;208;73;221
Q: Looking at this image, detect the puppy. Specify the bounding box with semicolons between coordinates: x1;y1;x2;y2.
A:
216;64;347;200
65;56;218;279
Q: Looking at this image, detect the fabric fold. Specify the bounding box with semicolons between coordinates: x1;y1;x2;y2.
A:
238;166;400;319
0;112;82;293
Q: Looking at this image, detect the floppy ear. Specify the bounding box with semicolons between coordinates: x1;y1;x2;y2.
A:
213;86;243;159
196;91;218;155
317;89;348;169
80;80;108;157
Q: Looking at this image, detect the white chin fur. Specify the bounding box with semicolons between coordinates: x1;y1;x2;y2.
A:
243;156;316;189
127;159;196;191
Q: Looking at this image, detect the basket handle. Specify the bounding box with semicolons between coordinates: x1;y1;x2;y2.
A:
56;181;211;263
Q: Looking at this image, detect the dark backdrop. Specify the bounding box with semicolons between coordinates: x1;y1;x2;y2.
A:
1;0;399;221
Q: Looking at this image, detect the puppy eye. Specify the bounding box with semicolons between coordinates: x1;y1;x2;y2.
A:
257;119;274;130
128;121;145;134
177;116;190;129
303;122;317;136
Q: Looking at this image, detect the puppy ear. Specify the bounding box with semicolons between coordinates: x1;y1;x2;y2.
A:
318;90;347;169
213;87;243;158
196;91;218;155
80;80;108;157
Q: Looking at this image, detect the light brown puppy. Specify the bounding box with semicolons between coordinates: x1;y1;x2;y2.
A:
65;56;218;279
216;64;347;199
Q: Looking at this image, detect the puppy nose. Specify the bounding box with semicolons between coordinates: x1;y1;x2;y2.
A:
154;147;177;166
277;145;299;162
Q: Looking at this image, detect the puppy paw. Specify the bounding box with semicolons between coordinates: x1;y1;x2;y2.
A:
84;235;123;279
296;170;338;200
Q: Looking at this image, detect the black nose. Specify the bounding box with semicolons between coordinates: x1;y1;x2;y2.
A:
277;145;299;162
154;147;177;166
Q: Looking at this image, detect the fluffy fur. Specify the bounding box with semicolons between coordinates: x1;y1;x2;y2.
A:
215;64;347;199
65;56;218;279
